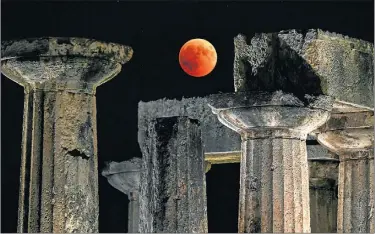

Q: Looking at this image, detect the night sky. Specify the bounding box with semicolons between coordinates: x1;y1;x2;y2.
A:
1;1;374;233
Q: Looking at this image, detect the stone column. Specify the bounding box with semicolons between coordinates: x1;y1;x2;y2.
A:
139;117;208;233
308;150;339;233
208;91;332;233
317;111;374;233
1;38;133;233
102;158;142;233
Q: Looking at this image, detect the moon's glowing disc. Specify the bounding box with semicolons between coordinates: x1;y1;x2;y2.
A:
179;38;217;77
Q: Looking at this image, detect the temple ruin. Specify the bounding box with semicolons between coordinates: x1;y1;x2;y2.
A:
1;29;374;233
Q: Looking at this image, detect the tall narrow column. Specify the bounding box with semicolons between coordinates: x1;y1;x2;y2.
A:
102;158;142;233
139;117;208;233
317;111;374;233
308;154;339;233
1;38;133;233
208;91;332;233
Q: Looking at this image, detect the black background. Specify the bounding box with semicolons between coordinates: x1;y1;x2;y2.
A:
1;1;374;233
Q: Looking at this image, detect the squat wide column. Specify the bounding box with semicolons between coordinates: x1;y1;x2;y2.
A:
208;91;332;233
1;38;132;233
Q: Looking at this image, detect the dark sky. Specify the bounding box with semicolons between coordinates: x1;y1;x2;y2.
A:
1;1;374;233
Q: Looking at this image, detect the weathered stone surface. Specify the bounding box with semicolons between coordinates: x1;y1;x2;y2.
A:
102;158;142;233
138;97;241;153
1;38;133;94
234;29;374;108
318;128;374;233
1;37;133;64
208;91;333;233
308;159;339;233
336;150;374;233
17;90;99;233
139;117;208;233
204;145;337;164
1;38;132;233
102;157;142;196
208;91;332;138
138;95;325;155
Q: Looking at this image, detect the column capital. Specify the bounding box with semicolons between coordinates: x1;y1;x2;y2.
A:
317;110;374;156
102;158;142;197
1;37;133;94
208;91;333;140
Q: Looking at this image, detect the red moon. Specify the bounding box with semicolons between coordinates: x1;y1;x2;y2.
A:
179;39;217;77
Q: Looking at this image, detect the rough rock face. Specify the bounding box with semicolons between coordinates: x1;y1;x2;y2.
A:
138;97;241;153
139;117;208;233
234;29;374;107
1;37;133;94
1;38;132;233
139;96;331;155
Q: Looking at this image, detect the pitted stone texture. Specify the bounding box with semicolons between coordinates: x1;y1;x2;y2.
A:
16;90;99;233
239;137;310;233
139;117;208;233
337;151;374;233
318;122;374;233
208;91;332;139
1;38;132;233
1;38;133;93
138;97;241;153
1;37;133;63
208;91;333;233
234;29;374;108
139;94;331;156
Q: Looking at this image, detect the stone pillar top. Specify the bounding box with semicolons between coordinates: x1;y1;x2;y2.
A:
208;91;333;139
102;157;142;197
317;108;374;154
234;29;374;109
1;37;133;93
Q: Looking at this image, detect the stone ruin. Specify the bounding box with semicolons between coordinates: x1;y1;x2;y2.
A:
1;29;374;233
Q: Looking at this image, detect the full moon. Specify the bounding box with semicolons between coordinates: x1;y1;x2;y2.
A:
179;38;217;77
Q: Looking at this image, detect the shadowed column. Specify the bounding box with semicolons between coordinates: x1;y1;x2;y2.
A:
318;111;374;233
102;158;142;233
209;91;332;233
308;153;339;233
139;117;208;233
1;38;133;233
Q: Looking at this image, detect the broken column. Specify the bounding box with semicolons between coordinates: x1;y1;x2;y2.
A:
1;38;133;233
318;110;374;233
138;117;208;233
208;91;332;233
102;158;142;233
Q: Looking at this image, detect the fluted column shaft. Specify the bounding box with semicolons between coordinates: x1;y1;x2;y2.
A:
208;91;332;233
1;37;133;233
317;111;374;233
308;158;339;233
239;133;310;233
337;150;374;233
139;117;208;233
17;86;99;233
